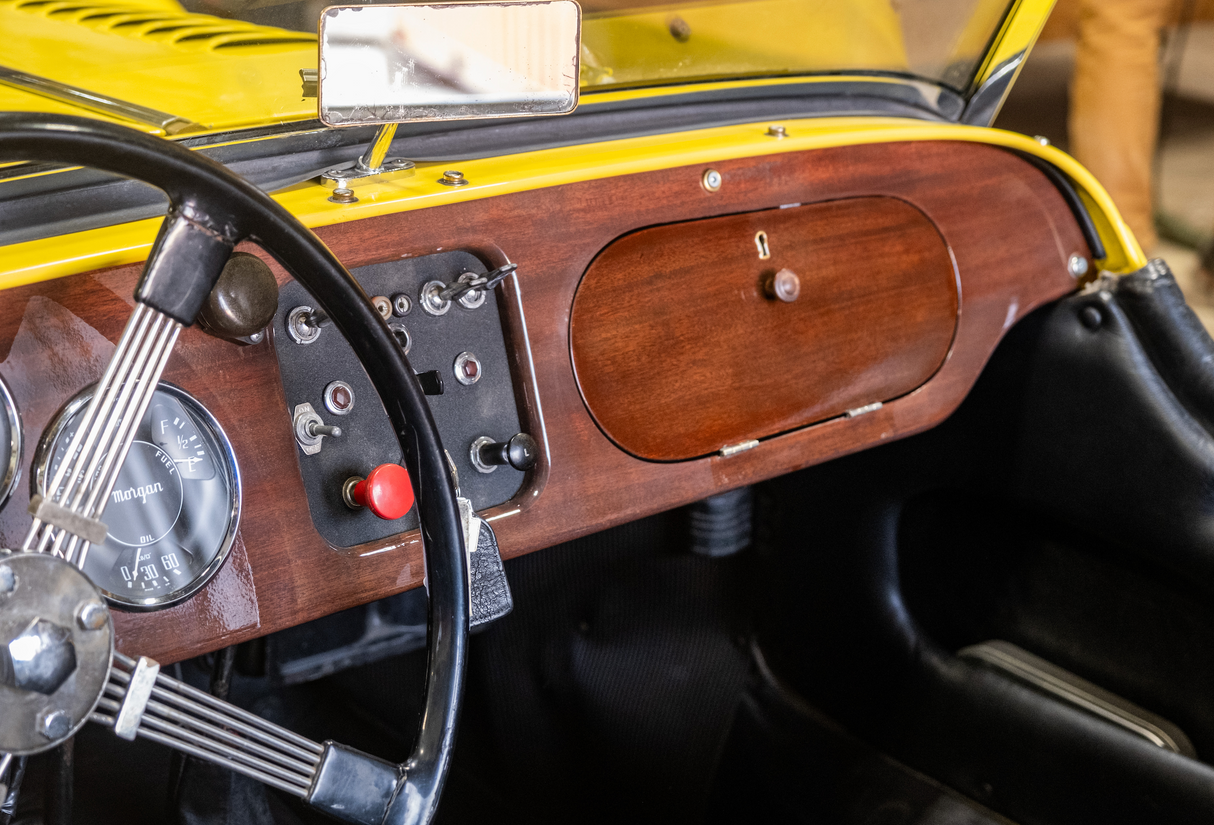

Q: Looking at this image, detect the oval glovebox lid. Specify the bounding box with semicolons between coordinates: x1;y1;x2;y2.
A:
569;195;959;462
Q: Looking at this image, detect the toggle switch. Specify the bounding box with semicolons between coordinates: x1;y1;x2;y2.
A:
343;464;415;519
293;403;341;455
470;433;538;474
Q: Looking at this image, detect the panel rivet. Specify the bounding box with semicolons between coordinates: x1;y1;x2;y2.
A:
1068;254;1090;278
765;124;788;138
439;170;470;187
701;169;722;192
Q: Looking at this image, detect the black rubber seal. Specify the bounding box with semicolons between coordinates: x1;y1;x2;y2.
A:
1012;150;1107;262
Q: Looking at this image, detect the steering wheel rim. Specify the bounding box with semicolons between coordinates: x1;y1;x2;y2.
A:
0;112;468;825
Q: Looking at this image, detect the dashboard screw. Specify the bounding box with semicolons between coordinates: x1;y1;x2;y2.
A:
328;187;358;204
77;601;107;631
439;170;469;187
1068;254;1089;278
765;124;788;138
702;169;722;192
668;15;691;41
1034;135;1051;146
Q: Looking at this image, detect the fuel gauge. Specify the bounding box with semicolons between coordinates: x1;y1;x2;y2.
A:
34;383;240;611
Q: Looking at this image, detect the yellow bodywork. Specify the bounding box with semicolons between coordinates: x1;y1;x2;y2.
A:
580;0;907;87
0;0;1146;285
0;0;316;134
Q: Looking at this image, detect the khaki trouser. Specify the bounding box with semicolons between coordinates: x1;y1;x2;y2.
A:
1069;0;1177;252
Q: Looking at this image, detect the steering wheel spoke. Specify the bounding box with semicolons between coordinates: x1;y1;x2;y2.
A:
22;302;183;566
136;207;238;326
90;651;411;824
91;652;324;797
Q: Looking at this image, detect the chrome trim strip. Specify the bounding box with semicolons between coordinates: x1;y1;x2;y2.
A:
959;640;1196;757
960;51;1024;127
0;65;200;135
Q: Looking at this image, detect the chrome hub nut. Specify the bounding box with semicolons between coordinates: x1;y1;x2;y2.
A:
1;617;77;695
0;552;113;755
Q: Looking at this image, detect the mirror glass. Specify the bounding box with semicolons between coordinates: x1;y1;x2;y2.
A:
318;1;581;126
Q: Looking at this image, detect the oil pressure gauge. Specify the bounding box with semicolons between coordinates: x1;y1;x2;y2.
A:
34;383;240;611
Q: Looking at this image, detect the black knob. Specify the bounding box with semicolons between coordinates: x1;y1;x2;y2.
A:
415;370;444;396
198;252;279;342
476;433;538;471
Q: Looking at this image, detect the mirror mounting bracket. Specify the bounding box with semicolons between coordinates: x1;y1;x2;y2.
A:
319;123;415;190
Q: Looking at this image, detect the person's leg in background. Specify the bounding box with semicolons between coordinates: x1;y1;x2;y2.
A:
1069;0;1178;254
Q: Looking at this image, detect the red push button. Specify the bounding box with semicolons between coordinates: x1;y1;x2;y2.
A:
348;464;414;520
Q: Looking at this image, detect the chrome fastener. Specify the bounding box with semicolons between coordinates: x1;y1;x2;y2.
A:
76;601;107;631
702;168;722;192
38;710;72;741
389;323;412;354
1068;254;1090;278
439;170;469;187
453;351;482;386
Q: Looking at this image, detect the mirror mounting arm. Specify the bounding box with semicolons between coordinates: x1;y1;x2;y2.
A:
319;123;415;190
356;123;397;173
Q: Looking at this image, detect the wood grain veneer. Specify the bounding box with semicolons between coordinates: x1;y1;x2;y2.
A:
0;140;1086;663
570;196;959;461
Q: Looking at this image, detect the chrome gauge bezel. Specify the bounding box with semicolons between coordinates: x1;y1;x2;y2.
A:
32;382;242;611
0;372;22;513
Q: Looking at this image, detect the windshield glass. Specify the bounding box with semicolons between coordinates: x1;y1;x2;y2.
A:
0;0;1014;137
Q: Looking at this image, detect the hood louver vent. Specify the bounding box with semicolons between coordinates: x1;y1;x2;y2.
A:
4;0;315;51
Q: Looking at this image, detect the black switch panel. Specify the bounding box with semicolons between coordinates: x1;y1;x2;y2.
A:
272;250;527;549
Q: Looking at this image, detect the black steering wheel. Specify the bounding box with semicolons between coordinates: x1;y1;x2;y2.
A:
0;112;468;825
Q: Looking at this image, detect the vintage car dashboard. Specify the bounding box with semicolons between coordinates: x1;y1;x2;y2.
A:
0;130;1096;664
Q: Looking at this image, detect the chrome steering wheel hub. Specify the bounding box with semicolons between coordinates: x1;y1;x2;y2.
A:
0;551;113;755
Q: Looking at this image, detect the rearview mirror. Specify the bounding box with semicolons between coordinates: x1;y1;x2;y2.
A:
318;1;581;127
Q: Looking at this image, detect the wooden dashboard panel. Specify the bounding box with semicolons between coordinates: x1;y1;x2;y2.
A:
570;196;959;461
0;140;1086;663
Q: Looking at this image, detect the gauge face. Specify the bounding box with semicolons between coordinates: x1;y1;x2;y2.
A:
0;372;20;513
35;383;240;611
